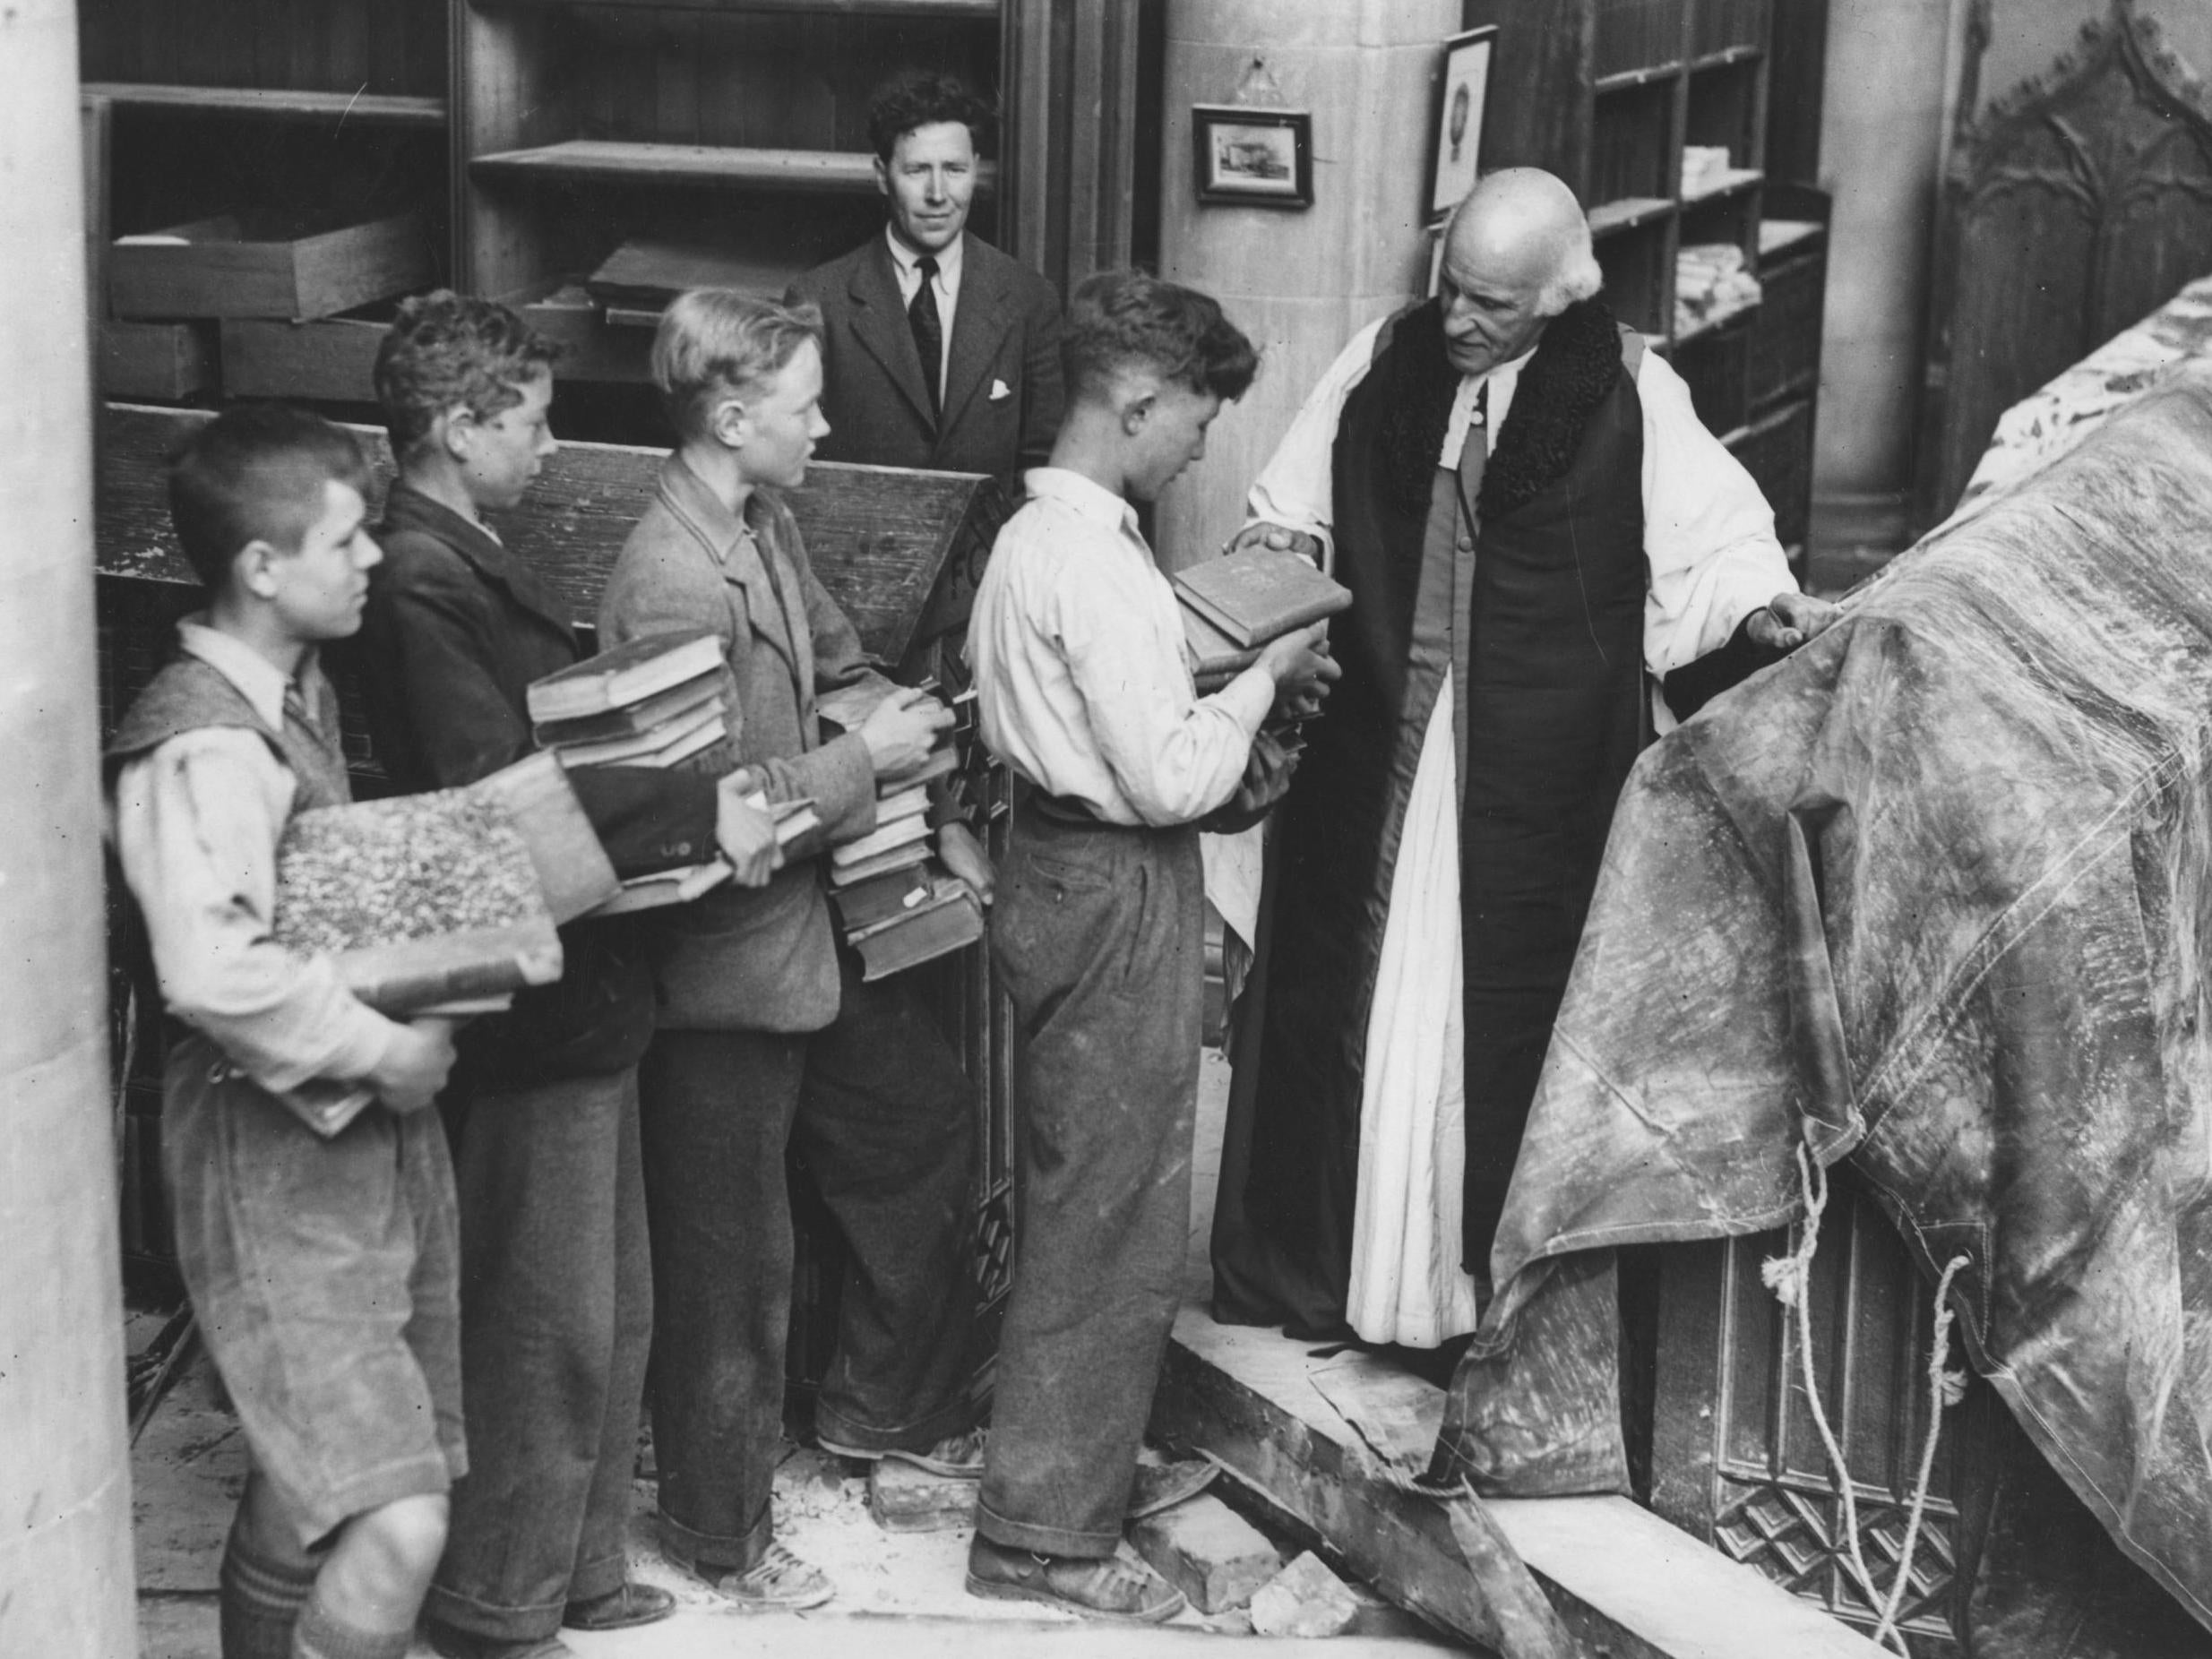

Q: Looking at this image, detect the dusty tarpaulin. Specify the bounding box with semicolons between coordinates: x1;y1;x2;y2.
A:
1428;368;2212;1634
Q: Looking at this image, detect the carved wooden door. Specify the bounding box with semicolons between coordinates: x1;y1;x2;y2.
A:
1916;0;2212;527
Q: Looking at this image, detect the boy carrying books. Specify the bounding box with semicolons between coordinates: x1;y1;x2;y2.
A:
962;271;1337;1620
354;291;784;1658
595;288;987;1611
107;406;463;1659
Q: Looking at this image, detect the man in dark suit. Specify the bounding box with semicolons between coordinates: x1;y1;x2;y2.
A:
788;71;1063;479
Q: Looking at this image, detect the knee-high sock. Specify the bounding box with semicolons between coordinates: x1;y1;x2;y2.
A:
288;1592;411;1659
218;1509;316;1659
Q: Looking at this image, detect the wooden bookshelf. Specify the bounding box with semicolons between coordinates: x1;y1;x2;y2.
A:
80;84;448;128
1466;0;1827;566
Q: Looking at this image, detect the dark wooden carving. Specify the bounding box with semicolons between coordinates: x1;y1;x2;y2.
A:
1651;1168;1984;1655
1916;0;2212;526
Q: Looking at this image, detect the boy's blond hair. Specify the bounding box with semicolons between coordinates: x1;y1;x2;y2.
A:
652;288;824;442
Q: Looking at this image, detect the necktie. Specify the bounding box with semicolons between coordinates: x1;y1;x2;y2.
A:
908;255;942;421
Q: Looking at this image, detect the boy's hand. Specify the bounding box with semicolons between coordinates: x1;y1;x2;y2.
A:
1226;521;1322;567
936;820;996;907
859;688;954;782
1258;623;1340;709
713;772;781;888
370;1017;458;1114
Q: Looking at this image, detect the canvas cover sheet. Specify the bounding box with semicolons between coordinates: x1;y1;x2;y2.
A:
1432;369;2212;1629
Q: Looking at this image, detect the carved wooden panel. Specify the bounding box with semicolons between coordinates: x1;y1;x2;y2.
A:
1917;0;2212;526
1652;1170;1984;1655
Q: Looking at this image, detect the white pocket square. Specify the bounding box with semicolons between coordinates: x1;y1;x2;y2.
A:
989;378;1012;401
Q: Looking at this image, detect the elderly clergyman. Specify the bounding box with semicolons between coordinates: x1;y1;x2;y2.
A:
1210;167;1837;1348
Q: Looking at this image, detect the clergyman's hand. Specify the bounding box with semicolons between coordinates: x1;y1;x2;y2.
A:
1225;521;1323;567
1746;590;1840;653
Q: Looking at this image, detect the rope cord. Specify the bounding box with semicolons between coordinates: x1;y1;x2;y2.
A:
1761;1144;1969;1656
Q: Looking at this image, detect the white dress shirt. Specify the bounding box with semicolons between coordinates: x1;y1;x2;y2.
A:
969;468;1277;827
111;621;398;1099
1245;314;1796;676
886;227;964;398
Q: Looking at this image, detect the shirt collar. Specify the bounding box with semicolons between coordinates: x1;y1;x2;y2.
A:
383;478;511;572
885;226;964;291
176;616;310;730
659;451;775;565
1021;468;1142;539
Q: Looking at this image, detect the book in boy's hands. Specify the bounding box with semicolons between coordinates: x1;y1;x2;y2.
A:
469;750;623;924
829;812;933;872
829;857;986;983
874;781;930;824
554;701;727;769
274;789;563;1015
589;858;736;917
1173;544;1352;649
827;838;934;888
1182;604;1264;682
526;628;724;723
532;671;723;748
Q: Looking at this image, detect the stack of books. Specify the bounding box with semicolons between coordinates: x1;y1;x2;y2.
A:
1175;542;1352;694
811;682;986;976
529;629;745;914
829;855;986;984
529;628;729;772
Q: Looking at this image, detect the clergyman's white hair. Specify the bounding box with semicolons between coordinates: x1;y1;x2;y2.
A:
1536;222;1604;316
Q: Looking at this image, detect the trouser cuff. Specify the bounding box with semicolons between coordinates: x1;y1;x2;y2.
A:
421;1581;564;1644
566;1548;630;1606
658;1503;773;1577
813;1391;973;1457
975;1497;1120;1560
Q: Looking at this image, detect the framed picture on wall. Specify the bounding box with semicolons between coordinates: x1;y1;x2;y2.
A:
1427;25;1497;219
1192;106;1313;208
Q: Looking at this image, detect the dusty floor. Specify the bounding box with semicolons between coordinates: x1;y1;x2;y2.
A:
132;1051;1469;1657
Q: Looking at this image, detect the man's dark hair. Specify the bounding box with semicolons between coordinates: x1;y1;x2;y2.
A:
866;70;994;161
1063;270;1260;404
374;288;561;460
168;404;372;590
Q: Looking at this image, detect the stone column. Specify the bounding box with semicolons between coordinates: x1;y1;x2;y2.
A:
0;3;138;1655
1153;0;1460;571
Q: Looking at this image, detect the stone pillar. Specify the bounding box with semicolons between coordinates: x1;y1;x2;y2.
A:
1153;0;1460;571
1812;0;1956;503
0;4;138;1656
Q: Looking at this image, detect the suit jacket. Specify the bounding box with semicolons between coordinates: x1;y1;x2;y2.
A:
788;230;1063;478
597;455;891;1033
356;482;719;1087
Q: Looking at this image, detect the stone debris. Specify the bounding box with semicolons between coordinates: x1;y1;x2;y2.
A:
869;1457;978;1533
1130;1491;1279;1613
1248;1549;1361;1638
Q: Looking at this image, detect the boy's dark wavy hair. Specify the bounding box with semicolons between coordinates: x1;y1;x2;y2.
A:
1063;269;1260;404
168;403;370;590
866;70;994;160
374;288;561;460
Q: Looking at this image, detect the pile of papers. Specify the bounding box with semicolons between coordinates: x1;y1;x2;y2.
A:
1674;242;1762;335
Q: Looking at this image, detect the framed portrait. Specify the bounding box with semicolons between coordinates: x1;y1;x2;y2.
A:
1427;25;1497;219
1192;105;1313;209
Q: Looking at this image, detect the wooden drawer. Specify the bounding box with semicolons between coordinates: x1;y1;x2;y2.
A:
99;321;215;400
220;316;389;403
110;210;434;322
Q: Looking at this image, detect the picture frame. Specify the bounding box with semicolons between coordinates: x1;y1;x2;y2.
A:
1192;105;1313;209
1427;25;1497;219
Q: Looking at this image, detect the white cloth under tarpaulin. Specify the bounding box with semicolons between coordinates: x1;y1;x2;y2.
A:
1346;675;1479;1346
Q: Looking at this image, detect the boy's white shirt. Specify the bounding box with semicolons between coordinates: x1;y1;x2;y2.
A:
111;619;395;1096
968;467;1273;828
